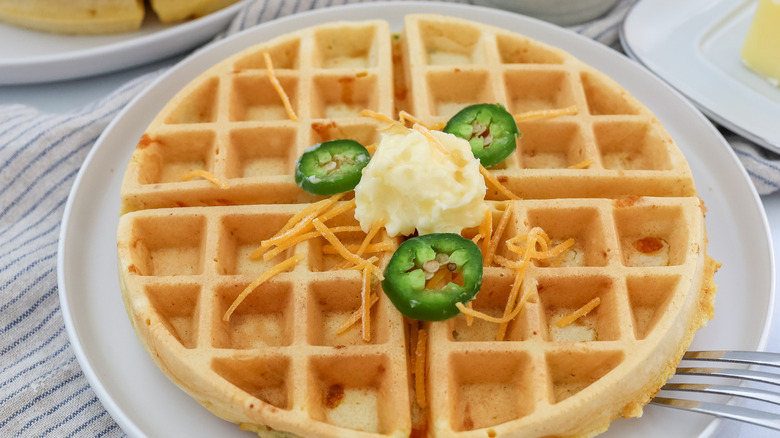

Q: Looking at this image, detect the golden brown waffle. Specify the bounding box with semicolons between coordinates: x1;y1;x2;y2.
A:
117;15;717;438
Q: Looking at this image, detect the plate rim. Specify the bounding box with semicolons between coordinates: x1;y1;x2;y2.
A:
618;0;780;153
57;2;776;437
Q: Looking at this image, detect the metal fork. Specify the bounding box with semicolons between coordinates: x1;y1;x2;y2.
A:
652;350;780;430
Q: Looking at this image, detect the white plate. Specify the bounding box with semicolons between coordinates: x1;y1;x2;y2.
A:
0;1;247;85
57;2;775;437
620;0;780;154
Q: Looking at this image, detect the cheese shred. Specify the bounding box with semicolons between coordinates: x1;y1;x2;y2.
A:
312;218;383;279
399;110;446;130
360;265;372;341
359;109;397;125
556;297;601;328
255;194;343;254
483;203;513;267
181;169;229;189
458;225;576;342
337;293;379;335
263;52;298;121
223;253;304;322
568;158;594;169
479;207;493;255
415;328;428;409
479;165;520;200
413;124;450;156
355;219;386;258
513;105;579;122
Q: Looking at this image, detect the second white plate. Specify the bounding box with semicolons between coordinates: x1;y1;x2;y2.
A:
58;2;775;438
620;0;780;154
0;1;247;85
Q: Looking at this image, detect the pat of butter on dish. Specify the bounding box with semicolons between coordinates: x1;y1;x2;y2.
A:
741;0;780;87
354;130;488;237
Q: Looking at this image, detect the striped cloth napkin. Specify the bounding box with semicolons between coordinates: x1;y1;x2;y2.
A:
0;1;775;437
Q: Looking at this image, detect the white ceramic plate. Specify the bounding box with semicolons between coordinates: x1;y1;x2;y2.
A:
58;2;775;437
620;0;780;154
0;1;247;85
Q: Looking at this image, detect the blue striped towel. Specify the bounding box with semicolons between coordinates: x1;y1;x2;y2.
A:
0;1;775;437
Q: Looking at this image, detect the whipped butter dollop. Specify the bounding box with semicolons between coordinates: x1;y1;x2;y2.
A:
354;129;487;236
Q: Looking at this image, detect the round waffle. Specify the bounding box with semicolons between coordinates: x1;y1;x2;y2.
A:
117;15;718;438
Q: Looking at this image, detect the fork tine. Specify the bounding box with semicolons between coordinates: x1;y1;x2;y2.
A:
652;397;780;431
674;367;780;387
683;351;780;367
662;383;780;406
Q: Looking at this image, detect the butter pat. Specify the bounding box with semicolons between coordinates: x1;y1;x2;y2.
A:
741;0;780;87
354;129;487;236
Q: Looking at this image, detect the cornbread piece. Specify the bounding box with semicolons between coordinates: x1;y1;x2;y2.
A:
0;0;143;35
150;0;242;23
117;15;717;438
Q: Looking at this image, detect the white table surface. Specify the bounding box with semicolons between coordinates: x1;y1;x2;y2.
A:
1;52;779;437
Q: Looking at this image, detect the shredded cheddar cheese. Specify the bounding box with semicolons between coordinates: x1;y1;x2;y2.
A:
260;231;320;261
261;226;362;261
223;253;304;321
252;196;352;260
312;218;383;279
413;123;450;156
513;105;579;122
277;197;338;237
399;110;446;130
456;295;526;324
556;297;601;328
479;207;493;254
458;225;576;342
263;52;297;121
359;109;397;125
496;267;535;341
483;203;513;267
262;226;363;261
336;293;379;334
529;239;575;259
415;328;428;409
355;219;386;258
319;199;357;223
255;194;344;253
360;265;372;341
181;169;229;189
568;158;594;169
479;165;520;200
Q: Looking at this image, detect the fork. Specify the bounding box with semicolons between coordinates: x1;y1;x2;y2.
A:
652;350;780;430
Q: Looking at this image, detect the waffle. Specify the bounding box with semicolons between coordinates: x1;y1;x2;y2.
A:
117;15;718;438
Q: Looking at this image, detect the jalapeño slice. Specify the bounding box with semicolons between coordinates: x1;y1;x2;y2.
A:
294;139;370;195
443;103;520;168
382;233;483;321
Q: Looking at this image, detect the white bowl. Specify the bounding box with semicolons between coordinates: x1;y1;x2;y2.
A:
472;0;621;26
